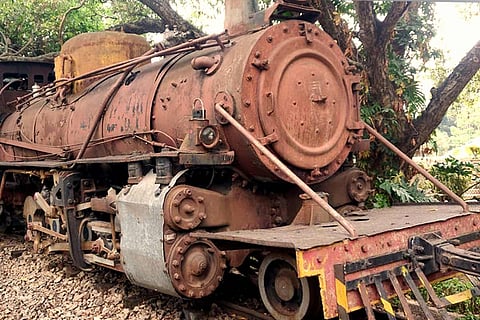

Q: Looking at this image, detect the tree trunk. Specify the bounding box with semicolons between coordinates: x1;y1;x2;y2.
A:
401;40;480;157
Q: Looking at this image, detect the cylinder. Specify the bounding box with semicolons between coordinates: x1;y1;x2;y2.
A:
224;0;259;34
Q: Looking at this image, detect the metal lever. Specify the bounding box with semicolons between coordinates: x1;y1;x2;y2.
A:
410;232;480;277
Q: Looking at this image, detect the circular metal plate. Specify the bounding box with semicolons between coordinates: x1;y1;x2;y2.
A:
241;20;359;182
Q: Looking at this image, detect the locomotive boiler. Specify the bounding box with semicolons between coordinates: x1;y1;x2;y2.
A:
2;1;480;319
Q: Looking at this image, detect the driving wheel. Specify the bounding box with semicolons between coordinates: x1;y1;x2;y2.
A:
258;253;322;319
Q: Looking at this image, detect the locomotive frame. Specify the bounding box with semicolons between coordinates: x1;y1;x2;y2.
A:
1;1;480;320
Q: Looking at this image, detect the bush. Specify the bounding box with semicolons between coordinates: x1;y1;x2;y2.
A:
429;157;479;198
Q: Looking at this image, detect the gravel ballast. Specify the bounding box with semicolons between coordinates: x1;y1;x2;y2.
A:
0;234;237;320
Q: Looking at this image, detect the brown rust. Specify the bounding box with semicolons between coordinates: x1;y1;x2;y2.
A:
215;103;358;237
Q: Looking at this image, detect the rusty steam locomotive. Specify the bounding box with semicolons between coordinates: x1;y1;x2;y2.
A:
2;1;480;319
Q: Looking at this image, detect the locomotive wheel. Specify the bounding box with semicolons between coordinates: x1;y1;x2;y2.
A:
258;253;322;320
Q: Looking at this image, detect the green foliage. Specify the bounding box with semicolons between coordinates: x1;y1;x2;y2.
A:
429;156;477;197
387;51;426;119
0;0;107;56
434;66;480;155
0;0;155;56
432;277;480;316
369;174;434;208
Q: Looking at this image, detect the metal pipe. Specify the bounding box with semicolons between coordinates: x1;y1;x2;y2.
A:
0;79;22;97
363;122;469;212
215;104;358;238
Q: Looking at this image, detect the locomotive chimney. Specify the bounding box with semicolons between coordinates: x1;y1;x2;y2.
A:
224;0;259;34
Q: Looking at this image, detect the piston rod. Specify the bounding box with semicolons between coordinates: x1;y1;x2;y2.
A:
215;104;358;237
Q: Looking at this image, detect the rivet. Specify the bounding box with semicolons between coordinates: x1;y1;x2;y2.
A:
283;26;289;33
246;75;253;81
248;126;255;132
174;216;182;223
255;51;261;58
267;36;273;43
361;245;368;253
244;100;251;107
173;273;180;280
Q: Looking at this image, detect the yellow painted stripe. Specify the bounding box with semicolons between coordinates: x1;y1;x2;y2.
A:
335;278;348;310
380;298;395;316
444;290;473;305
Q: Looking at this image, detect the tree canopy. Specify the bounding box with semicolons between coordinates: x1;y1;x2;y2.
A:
1;0;479;184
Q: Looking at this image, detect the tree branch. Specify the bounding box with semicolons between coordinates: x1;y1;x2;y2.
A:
107;17;166;34
59;0;87;45
377;2;410;48
406;40;480;155
315;0;351;54
136;0;205;39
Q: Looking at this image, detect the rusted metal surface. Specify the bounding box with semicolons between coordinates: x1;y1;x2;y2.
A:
315;168;372;209
191;204;480;249
1;3;479;320
224;0;260;35
258;252;320;319
0;61;54;113
238;20;363;183
215;104;358;237
167;234;226;299
54;32;150;93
